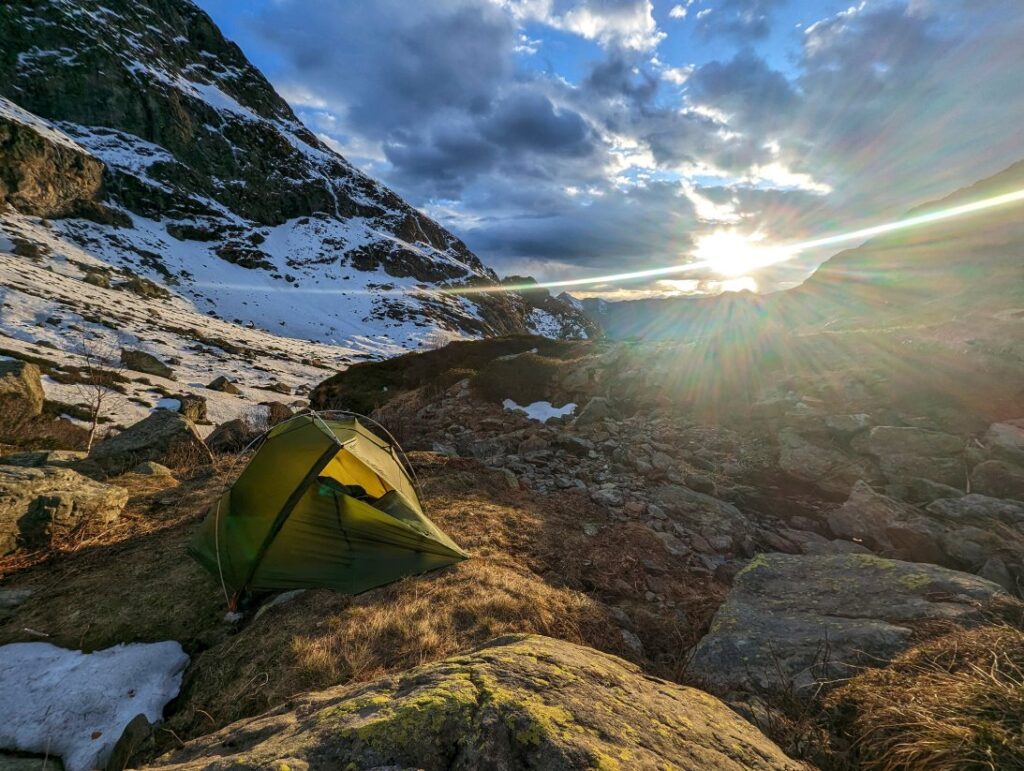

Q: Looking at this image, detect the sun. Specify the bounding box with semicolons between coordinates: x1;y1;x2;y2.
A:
691;230;793;277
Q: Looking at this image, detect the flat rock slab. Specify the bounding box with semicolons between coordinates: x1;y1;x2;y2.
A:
689;553;1005;697
0;465;127;554
152;634;801;771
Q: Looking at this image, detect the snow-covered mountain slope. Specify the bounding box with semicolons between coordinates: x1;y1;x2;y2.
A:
0;0;593;351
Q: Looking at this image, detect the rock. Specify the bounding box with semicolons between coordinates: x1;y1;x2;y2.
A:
0;587;32;623
205;419;259;454
263;381;292;395
978;557;1016;593
688;553;1005;697
901;476;965;503
132;461;174;477
619;628;645;658
852;426;965;489
0;98;105;218
926;494;1024;525
119;348;174;380
259;401;293;426
105;713;153;771
825;413;873;442
573;396;613;426
153;635;801;771
88;410;212;475
983;421;1024;465
0;753;62;771
853;426;964;458
684;472;717;496
971;459;1024;500
591;487;624;507
828;481;944;563
0;359;44;423
206;376;241;395
0;450;86;468
518;435;549;456
777;429;875;496
653;485;750;549
0;466;127;553
171;393;207;423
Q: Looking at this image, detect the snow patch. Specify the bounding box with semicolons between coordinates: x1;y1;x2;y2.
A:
154;397;181;412
503;399;577;423
0;640;189;771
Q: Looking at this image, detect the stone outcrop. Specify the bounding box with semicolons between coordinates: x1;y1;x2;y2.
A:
0;359;44;423
688;553;1005;696
0;466;127;553
0;97;104;218
852;426;966;493
153;635;801;771
88;410;211;475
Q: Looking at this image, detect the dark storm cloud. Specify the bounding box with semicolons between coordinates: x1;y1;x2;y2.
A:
690;51;798;133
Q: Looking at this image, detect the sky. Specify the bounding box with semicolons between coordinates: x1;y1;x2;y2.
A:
195;0;1024;298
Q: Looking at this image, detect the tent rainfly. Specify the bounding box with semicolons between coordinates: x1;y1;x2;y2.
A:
189;414;467;600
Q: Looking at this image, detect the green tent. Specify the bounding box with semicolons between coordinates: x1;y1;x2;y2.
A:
189;414;467;599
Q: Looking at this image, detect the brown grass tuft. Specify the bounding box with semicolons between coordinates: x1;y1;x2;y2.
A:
830;623;1024;771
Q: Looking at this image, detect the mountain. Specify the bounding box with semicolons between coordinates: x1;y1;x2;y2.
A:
586;160;1024;342
0;0;593;352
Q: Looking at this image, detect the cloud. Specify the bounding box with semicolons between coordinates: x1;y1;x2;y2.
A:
695;0;786;41
232;0;1024;293
504;0;665;50
668;2;692;20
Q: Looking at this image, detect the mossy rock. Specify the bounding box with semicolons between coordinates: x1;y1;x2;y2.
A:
151;635;800;770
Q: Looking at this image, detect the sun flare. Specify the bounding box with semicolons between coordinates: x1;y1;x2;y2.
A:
690;230;794;277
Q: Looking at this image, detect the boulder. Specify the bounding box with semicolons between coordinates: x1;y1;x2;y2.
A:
573;396;613;426
206;376;240;395
205;419;258;454
0;466;127;553
688;553;1004;697
652;484;750;550
777;429;876;496
171;393;207;423
825;413;873;442
120;349;174;380
828;481;944;563
153;635;801;771
852;426;965;489
971;460;1024;501
852;426;963;457
926;494;1024;525
0;359;44;423
132;461;174;477
0;587;32;623
0;450;86;468
259;401;293;426
983;421;1024;465
88;410;211;475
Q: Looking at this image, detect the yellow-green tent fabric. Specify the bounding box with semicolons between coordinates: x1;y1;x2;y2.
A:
189;415;467;597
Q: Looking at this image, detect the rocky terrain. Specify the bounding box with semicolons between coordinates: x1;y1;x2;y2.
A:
1;1;1024;769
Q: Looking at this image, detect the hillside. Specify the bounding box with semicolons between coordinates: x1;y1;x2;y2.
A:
0;0;594;427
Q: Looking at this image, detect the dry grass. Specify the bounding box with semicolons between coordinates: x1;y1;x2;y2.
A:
165;555;626;745
830;622;1024;771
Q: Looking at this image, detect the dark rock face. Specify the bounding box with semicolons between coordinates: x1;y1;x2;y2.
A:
0;97;104;218
153;635;802;771
0;0;592;342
